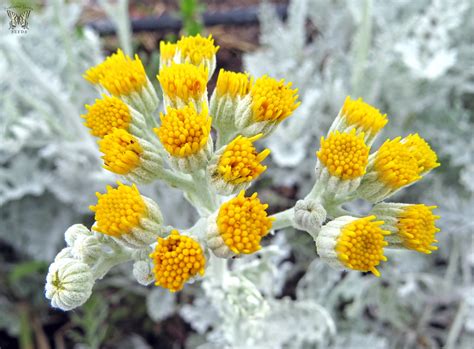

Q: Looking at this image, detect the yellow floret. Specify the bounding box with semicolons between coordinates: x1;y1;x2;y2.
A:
82;95;131;138
402;134;440;173
374;137;422;189
336;216;390;277
84;49;147;96
155;104;211;157
160;41;177;63
176;34;219;66
341;97;388;135
150;230;206;292
157;63;208;102
90;182;146;236
215;69;253;98
250;75;300;122
397;205;440;254
217;191;273;254
99;129;142;175
218;134;270;185
317;130;369;180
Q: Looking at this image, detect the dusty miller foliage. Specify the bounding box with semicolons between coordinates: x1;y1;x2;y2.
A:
1;0;473;348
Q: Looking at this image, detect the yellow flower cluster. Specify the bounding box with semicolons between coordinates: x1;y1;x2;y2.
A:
157;63;208;103
216;191;273;254
215;69;253;98
250;75;300;122
82;95;131;138
217;135;270;185
90;183;146;236
341;97;388;135
99;129;143;175
396;205;440;254
155;104;212;157
335;216;389;277
150;230;206;292
84;49;147;97
317;130;369;180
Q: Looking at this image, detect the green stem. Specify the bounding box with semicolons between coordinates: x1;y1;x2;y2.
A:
351;0;373;97
271;208;295;230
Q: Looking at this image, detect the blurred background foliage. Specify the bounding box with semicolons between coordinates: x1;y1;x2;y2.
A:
0;0;473;348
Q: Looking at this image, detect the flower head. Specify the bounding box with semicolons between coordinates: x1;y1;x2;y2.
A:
250;75;300;123
176;34;219;67
84;49;147;97
156;104;211;158
218;134;270;184
82;95;131;138
373;137;422;189
317;129;369;180
372;203;440;254
402;134;440;173
150;230;206;292
215;69;253;98
159;41;177;68
90;182;146;237
207;191;273;257
157;63;208;107
340;97;388;136
396;205;440;253
90;182;163;248
99;129;143;175
316;216;389;277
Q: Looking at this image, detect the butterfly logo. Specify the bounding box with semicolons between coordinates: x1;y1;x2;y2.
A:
6;8;31;31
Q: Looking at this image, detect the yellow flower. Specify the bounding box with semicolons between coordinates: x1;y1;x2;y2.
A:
82;95;131;138
372;203;440;254
150;230;206;292
155;104;211;158
317;129;369;180
90;183;146;236
217;134;270;184
402;134;440;173
159;41;177;68
208;134;270;195
215;69;252;98
373;137;421;189
99;129;143;175
90;182;163;248
250;75;300;123
316;216;389;277
176;34;219;67
338;97;388;138
157;63;208;107
207;191;273;257
397;205;440;253
84;49;147;97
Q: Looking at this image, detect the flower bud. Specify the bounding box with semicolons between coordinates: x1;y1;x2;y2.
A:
293;199;327;238
45;258;94;311
133;260;155;286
